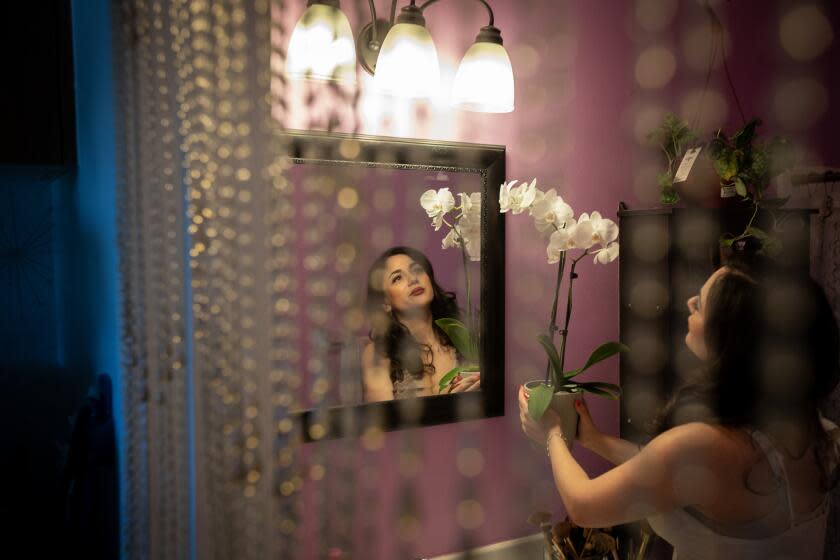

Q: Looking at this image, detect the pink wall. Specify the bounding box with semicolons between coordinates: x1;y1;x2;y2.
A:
288;1;840;557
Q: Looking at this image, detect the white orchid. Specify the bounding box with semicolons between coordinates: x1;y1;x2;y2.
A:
458;193;482;261
545;219;596;262
593;242;620;264
584;211;619;247
460;221;481;261
420;188;455;230
459;192;481;218
530;189;574;236
547;229;570;263
441;228;459;250
499;178;537;214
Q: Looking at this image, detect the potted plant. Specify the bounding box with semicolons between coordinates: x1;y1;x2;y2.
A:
419;188;481;392
706;118;793;256
647;113;699;205
499;179;627;448
649;114;795;256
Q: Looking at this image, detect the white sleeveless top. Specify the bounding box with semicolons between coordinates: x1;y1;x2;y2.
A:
647;419;840;560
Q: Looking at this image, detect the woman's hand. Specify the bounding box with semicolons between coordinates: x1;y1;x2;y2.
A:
518;386;563;446
574;396;602;449
449;373;481;393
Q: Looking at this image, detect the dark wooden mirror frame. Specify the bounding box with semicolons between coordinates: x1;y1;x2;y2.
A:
282;130;505;442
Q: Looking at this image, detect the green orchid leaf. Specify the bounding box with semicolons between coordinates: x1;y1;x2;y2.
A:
537;333;563;385
719;236;735;248
735;178;748;197
435;318;476;361
573;381;622;399
564;341;630;379
527;383;554;421
438;366;463;393
576;385;619;399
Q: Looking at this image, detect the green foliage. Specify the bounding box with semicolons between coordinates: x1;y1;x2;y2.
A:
527;383;555;422
435;317;478;362
648;113;698;205
529;337;627;419
435;318;479;393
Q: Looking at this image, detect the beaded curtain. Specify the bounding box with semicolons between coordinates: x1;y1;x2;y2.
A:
114;0;313;557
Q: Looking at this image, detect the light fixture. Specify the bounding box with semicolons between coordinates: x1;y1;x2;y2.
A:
451;26;514;113
371;3;439;98
285;0;357;83
286;0;515;113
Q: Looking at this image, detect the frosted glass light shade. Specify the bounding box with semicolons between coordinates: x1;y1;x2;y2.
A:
373;23;440;98
285;3;357;83
452;41;515;113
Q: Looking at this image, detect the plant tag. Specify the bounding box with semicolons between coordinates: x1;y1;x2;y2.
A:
673;147;703;183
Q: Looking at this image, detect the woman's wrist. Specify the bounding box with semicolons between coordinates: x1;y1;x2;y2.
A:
578;428;602;452
546;426;566;454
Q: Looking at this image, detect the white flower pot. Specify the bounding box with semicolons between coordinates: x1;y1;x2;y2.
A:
524;380;579;451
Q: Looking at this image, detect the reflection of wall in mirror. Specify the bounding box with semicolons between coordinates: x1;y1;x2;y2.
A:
286;163;482;408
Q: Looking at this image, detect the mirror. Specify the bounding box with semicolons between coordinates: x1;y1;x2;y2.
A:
281;130;505;440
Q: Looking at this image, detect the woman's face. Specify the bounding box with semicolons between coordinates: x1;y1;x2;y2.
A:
685;267;727;361
382;254;434;316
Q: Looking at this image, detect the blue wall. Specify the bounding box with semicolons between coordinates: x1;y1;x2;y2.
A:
64;0;123;543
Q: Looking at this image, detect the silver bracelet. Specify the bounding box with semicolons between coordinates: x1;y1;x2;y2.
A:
546;431;565;456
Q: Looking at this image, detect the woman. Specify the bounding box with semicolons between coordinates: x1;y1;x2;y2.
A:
519;257;840;559
363;246;481;401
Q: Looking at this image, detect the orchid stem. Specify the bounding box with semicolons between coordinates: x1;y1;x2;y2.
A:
558;252;588;377
456;227;474;350
544;248;566;384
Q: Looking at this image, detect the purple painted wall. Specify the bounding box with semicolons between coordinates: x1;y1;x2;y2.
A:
286;0;840;557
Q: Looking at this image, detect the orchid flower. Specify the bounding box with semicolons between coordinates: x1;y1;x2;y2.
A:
499;178;537;214
420;188;455;231
530;189;574;236
593;242;620;264
585;211;619;247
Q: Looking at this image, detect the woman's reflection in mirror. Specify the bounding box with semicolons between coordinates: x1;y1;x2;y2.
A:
362;246;480;401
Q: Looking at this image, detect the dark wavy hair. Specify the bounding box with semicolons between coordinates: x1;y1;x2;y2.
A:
651;255;840;491
366;246;461;385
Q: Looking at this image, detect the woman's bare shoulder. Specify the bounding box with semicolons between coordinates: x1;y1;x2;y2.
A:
361;341;388;368
648;422;756;465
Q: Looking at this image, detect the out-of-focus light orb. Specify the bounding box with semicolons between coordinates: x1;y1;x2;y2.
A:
398;514;421;542
371;225;394;249
780;5;834;61
518;132;547;163
373;188;396;212
456;499;485;530
457;447;485;477
337;187;359;209
632;103;668;144
509;44;540;79
546;33;576;69
635;46;677;89
773;77;829;130
635;0;678;32
682;24;729;73
679;89;728;134
513;273;546;304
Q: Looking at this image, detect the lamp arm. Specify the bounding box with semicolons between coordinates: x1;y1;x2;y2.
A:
367;0;379;42
418;0;494;26
390;0;399;25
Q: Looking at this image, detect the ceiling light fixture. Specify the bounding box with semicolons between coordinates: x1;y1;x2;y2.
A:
287;0;515;113
286;0;358;83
